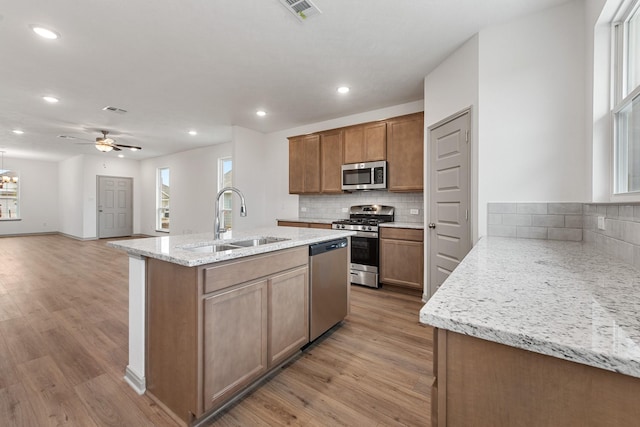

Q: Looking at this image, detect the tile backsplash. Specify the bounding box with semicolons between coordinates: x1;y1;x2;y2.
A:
583;203;640;269
299;192;423;223
487;201;640;270
487;202;583;241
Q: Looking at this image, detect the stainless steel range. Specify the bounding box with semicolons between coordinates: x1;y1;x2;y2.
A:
332;205;394;288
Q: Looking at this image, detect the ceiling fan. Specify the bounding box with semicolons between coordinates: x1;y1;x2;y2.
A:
93;130;142;152
59;130;142;153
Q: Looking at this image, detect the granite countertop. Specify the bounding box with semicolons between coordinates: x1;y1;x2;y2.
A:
276;218;335;224
379;222;424;229
108;226;355;267
420;237;640;378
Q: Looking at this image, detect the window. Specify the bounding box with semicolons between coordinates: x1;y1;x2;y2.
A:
157;167;170;231
0;169;19;220
218;158;233;231
614;0;640;193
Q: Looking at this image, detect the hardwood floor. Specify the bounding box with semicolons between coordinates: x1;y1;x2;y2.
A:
0;234;433;426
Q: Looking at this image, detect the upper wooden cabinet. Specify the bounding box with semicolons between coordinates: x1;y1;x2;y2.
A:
343;122;386;164
387;112;424;192
289;134;320;194
319;130;343;193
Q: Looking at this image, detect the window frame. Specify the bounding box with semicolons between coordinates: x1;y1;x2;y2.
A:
0;169;20;221
612;0;640;194
156;167;170;232
218;157;233;231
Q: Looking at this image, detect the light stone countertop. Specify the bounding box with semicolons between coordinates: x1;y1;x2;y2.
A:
379;222;424;229
276;218;336;224
108;226;355;267
420;237;640;378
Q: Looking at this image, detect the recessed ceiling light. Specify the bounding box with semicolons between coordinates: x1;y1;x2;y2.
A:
337;86;350;94
43;96;59;103
31;25;60;40
118;154;124;158
188;130;197;136
12;130;24;135
256;110;266;117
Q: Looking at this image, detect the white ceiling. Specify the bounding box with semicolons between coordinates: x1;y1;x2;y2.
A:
0;0;572;162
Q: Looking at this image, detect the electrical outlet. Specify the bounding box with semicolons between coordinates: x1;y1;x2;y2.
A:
342;207;348;213
301;207;307;212
410;209;420;215
597;216;606;230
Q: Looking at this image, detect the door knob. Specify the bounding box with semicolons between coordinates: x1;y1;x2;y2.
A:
428;223;436;229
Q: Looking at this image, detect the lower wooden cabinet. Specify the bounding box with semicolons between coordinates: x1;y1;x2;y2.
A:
203;280;268;412
432;328;640;426
380;227;424;290
146;246;309;423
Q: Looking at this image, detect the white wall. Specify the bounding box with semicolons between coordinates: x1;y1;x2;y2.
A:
262;100;425;225
477;0;588;236
424;34;480;243
139;143;232;236
58;155;84;237
0;156;59;236
232;126;268;230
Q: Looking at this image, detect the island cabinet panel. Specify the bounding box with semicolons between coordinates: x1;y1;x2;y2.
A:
203;280;268;413
320;130;343;193
146;258;200;424
387;112;424;192
433;328;640;427
289;134;320;194
268;267;309;366
343;122;386;164
380;227;424;290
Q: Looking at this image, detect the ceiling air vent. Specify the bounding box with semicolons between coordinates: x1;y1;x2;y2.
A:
279;0;322;21
102;106;128;114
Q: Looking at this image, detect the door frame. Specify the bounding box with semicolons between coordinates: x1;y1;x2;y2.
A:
96;175;134;238
425;107;475;300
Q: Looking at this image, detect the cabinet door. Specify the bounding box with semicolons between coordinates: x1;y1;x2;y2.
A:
289;136;305;194
387;113;424;191
202;280;268;412
268;267;309;366
364;122;386;161
343;123;386;164
289;135;320;194
320;130;343;193
380;238;424;289
303;134;321;193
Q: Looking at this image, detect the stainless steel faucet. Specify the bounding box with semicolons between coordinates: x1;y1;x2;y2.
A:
214;186;247;239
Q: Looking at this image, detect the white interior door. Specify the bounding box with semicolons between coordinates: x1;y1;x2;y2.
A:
98;176;133;238
428;111;471;297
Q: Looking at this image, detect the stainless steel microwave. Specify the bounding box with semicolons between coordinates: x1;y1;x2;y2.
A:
341;161;386;191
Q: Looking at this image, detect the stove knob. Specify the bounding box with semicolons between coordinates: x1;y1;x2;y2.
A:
367;226;372;231
340;225;345;229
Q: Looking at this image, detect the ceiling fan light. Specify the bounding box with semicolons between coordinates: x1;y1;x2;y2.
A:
95;143;113;152
129;147;139;151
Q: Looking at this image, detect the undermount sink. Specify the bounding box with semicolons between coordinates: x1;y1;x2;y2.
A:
231;237;290;247
181;237;290;253
184;244;240;253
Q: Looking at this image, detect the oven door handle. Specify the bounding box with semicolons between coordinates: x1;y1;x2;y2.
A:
354;231;378;238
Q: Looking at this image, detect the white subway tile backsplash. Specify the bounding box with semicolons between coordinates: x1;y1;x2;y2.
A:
516;226;548;239
531;214;564;228
488;203;517;214
502;214;532;226
516;203;547;215
488;225;517;238
487;214;503;225
606;205;619;218
548;228;582;241
548;203;582;215
564;215;583;229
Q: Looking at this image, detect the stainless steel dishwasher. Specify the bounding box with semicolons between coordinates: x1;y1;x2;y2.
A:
309;238;349;341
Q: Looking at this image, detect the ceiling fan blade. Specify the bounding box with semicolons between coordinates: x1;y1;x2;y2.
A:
114;143;142;150
112;146;122;151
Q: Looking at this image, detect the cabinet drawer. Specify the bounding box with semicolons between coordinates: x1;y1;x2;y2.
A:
380;227;423;241
309;223;332;229
202;246;308;294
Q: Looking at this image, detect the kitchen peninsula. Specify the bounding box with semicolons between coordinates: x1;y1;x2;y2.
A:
108;226;354;425
420;237;640;426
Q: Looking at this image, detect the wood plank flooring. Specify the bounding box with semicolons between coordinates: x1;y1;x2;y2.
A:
0;234;433;426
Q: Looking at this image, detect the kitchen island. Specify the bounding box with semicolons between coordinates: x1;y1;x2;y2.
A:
108;226;354;425
420;237;640;426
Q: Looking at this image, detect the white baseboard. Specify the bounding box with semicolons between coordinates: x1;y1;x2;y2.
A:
124;366;146;395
